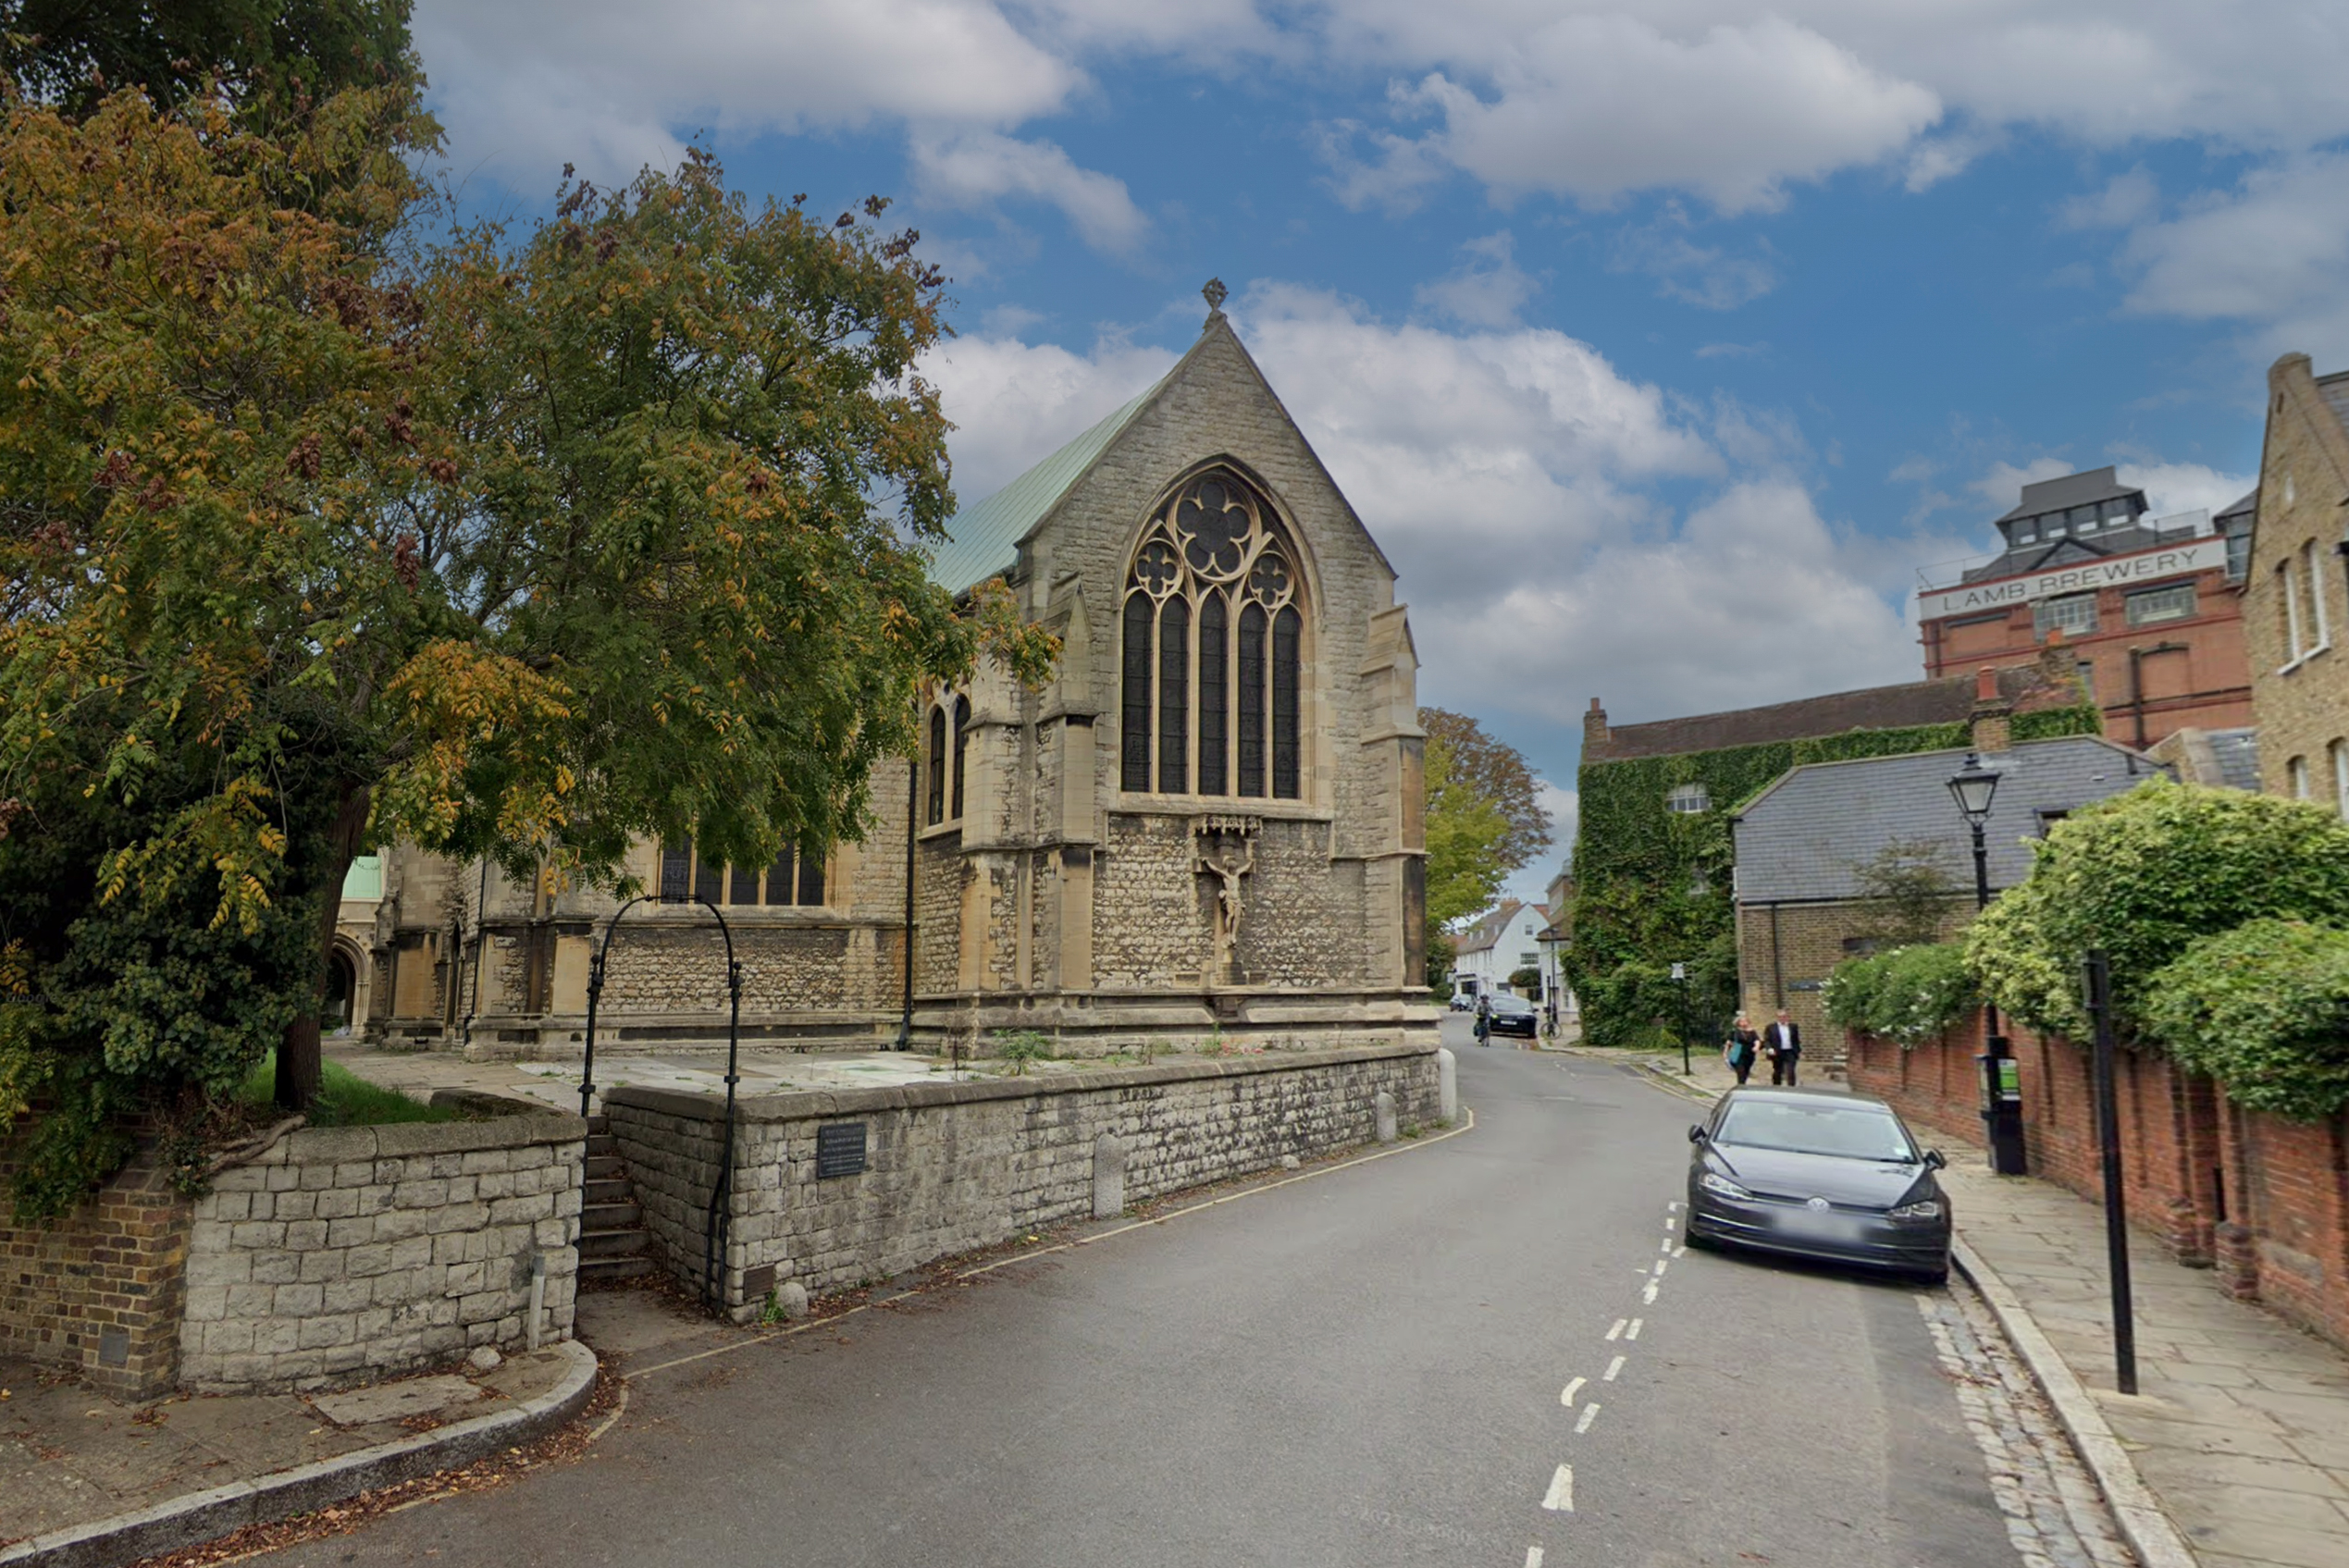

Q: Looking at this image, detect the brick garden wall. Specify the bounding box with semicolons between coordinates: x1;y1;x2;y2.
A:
0;1134;192;1399
179;1115;586;1393
1849;1015;2348;1352
603;1042;1442;1319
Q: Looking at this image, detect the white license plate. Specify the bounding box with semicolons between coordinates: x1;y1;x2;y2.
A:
1781;1209;1864;1241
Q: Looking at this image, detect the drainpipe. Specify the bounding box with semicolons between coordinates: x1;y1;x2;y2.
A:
2128;641;2189;749
896;755;918;1050
459;856;490;1052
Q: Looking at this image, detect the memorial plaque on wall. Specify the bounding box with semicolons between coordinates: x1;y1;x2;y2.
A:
815;1122;868;1179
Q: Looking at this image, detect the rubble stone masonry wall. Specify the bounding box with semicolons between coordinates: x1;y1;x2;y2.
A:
602;1043;1441;1317
178;1116;586;1393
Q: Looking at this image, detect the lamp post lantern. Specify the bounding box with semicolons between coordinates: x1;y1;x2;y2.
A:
1949;751;2027;1175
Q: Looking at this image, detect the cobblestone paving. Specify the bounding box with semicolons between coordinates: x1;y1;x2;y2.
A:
1921;1284;2138;1568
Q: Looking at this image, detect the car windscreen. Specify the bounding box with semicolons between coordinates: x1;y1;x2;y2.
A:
1713;1101;1918;1162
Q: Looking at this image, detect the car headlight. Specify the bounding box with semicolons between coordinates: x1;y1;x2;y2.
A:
1889;1199;1943;1220
1699;1171;1751;1200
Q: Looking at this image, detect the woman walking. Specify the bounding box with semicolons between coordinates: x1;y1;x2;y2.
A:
1724;1013;1762;1086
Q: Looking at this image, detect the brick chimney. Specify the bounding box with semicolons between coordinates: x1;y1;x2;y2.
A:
1583;698;1612;759
1970;664;2012;754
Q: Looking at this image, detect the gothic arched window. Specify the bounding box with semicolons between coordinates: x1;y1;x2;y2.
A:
1120;471;1304;798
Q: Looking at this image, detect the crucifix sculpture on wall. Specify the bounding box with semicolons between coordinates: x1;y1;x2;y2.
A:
1193;815;1259;983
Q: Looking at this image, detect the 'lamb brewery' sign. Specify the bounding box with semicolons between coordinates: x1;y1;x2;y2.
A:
1918;538;2227;621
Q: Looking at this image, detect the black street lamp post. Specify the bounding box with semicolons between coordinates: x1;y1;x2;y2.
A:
1948;752;2028;1176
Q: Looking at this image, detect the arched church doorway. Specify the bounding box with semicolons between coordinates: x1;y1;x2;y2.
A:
325;949;357;1035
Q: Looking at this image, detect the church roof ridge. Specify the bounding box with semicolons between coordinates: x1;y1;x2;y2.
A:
925;374;1168;595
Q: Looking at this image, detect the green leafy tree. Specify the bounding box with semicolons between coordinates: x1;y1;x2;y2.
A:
0;92;1052;1209
1420;708;1552;973
1967;780;2349;1041
2;0;416;121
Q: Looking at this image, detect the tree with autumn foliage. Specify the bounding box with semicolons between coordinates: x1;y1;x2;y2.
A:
0;82;1049;1212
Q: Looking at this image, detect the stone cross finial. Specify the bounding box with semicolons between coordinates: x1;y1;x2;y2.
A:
1202;277;1228;318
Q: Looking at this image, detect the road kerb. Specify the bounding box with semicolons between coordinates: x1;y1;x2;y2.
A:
0;1340;600;1568
1951;1238;2199;1568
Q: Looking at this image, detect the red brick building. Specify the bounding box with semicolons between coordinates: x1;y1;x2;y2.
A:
1917;466;2253;748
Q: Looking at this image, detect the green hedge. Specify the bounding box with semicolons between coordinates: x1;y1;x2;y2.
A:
1822;942;1978;1045
2144;920;2349;1123
1967;778;2349;1041
1569;704;2099;1046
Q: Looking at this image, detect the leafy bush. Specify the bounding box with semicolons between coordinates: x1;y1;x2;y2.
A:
2143;920;2349;1122
1966;780;2349;1041
1823;943;1978;1046
992;1030;1053;1076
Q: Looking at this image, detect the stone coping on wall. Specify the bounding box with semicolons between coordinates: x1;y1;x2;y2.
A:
229;1112;589;1167
600;1039;1439;1124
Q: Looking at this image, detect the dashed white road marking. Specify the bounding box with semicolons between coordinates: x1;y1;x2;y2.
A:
1640;1282;1659;1305
1666;1200;1683;1213
1626;1317;1644;1340
1664;1216;1677;1231
1525;1549;1544;1568
1651;1259;1669;1277
1603;1354;1626;1381
1658;1237;1672;1253
1673;1244;1687;1258
1541;1464;1576;1512
1605;1317;1627;1341
1560;1376;1586;1408
1575;1402;1601;1435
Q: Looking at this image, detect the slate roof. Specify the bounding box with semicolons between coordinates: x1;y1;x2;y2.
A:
1729;735;2166;903
2319;370;2349;440
924;378;1165;595
2203;727;2261;793
1454;900;1526;955
1589;666;2059;763
1957;515;2205;587
2216;488;2257;529
1991;466;2138;526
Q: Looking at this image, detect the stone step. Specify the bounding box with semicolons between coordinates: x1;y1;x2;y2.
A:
586;1113;609;1135
585;1177;635;1205
583;1200;642;1231
579;1254;657;1282
580;1227;650;1260
584;1154;625;1180
586;1132;620;1157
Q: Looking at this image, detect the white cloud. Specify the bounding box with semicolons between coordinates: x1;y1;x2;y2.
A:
1346;16;1939;216
921;333;1178;501
1611;208;1778;310
2116;461;2256;520
416;1;1077;183
909;130;1149;253
1415;232;1539;328
2116;152;2349;362
2059;166;2160;231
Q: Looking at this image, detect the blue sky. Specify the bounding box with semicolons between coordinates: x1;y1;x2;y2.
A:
414;2;2349;901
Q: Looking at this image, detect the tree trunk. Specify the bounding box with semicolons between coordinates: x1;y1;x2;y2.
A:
276;784;373;1111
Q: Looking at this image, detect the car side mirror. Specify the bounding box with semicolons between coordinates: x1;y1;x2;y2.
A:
1923;1149;1946;1170
1688;1125;1708;1144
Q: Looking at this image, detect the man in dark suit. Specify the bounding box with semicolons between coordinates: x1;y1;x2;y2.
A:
1766;1009;1802;1085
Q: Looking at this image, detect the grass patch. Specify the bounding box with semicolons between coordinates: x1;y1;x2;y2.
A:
238;1052;458;1127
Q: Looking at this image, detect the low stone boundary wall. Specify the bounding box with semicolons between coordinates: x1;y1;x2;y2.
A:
603;1043;1442;1318
180;1115;586;1392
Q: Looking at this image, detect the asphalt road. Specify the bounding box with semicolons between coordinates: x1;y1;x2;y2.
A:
254;1025;2027;1568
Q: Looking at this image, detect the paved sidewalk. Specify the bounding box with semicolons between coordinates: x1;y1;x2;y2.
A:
0;1342;595;1566
1593;1041;2349;1567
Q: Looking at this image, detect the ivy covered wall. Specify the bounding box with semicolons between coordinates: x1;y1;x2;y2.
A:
1567;704;2102;1047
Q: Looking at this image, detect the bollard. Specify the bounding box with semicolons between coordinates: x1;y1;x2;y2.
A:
1094;1133;1128;1219
525;1252;546;1352
1375;1090;1398;1143
777;1280;810;1320
1437;1048;1458;1123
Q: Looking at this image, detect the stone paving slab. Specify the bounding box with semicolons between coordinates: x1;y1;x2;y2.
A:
0;1343;591;1563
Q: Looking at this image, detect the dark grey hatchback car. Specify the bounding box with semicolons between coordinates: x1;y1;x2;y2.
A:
1685;1088;1952;1285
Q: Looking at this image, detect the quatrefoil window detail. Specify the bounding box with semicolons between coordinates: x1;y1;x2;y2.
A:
1134;538;1181;596
1246;551;1290;607
1175;479;1255;581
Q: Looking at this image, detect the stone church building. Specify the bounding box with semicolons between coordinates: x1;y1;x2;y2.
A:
338;294;1433;1058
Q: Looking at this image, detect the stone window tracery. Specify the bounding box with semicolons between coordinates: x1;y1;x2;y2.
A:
1120;471;1304;799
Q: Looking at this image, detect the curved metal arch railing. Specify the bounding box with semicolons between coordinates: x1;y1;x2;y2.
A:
579;893;744;1315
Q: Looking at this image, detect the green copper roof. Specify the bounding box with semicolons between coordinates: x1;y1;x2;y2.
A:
926;378;1162;594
